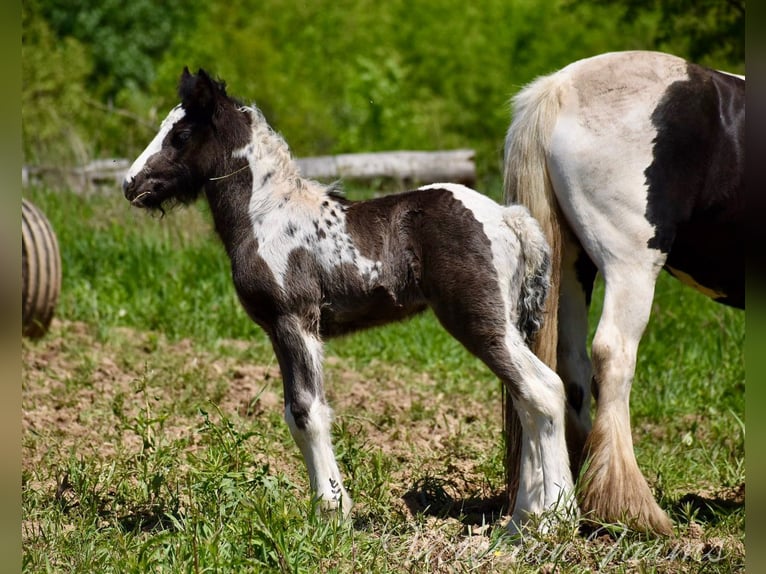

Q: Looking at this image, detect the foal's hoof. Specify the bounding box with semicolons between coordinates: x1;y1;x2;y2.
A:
316;493;354;521
506;496;579;537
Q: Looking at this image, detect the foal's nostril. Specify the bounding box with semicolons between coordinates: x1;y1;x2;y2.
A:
123;177;137;200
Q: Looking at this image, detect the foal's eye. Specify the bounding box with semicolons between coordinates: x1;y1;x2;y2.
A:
172;130;192;147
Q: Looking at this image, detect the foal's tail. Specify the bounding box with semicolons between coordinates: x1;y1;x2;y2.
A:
502;205;550;347
501;71;565;513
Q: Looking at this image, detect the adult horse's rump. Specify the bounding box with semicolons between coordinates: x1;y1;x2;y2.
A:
503;51;744;534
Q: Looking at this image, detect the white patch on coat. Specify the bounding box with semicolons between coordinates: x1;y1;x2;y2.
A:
234;110;382;289
248;193;382;290
546;52;679;273
124;105;186;184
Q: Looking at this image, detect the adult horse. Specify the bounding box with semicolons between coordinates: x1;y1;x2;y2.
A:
503;50;744;534
123;68;574;528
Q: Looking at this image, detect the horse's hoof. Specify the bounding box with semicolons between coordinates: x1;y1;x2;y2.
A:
316;493;353;521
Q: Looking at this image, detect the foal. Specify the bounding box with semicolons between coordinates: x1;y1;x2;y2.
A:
123;68;573;527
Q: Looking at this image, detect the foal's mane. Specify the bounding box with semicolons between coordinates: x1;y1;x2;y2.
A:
243;106;300;179
241;104;347;200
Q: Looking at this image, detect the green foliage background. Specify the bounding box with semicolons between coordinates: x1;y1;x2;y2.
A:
22;0;745;179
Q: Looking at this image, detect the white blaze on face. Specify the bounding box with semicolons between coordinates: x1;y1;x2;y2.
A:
124;105;186;185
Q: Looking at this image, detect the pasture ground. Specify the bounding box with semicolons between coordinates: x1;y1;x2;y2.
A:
22;186;744;572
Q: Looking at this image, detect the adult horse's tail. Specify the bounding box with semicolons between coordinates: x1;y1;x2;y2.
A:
502;72;566;509
503;73;564;368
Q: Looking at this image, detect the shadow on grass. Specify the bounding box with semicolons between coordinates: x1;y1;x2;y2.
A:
401;475;507;526
576;482;745;540
671;482;745;525
114;507;181;533
402;474;745;539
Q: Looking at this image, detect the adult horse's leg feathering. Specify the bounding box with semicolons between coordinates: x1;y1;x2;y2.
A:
123;68;575;529
503;50;744;534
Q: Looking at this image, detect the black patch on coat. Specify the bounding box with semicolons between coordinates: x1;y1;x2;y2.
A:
567;382;584;413
644;64;745;308
575;249;597;307
342;187;525;398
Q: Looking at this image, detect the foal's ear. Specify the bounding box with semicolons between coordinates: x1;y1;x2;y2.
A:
178;67;226;120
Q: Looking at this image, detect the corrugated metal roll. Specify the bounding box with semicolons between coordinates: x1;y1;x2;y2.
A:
22;198;62;338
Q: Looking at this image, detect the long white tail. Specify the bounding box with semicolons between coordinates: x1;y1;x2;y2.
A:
501;72;565;511
503;73;565;370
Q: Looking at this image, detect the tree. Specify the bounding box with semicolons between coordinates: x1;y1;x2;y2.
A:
36;0;200;100
589;0;745;71
22;0;92;164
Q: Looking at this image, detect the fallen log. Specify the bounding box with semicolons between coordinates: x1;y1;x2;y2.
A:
23;149;476;192
295;149;476;185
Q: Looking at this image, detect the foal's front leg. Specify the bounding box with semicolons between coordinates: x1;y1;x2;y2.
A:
270;316;352;518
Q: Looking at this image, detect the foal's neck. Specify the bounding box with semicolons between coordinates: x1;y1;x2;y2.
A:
235;107;331;218
206;106;337;252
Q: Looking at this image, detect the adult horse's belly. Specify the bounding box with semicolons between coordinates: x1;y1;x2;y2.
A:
664;219;744;308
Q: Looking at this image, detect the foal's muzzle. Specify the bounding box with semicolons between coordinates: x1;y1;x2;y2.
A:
123;177;152;207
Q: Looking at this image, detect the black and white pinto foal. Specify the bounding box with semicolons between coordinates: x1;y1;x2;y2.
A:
503;51;744;534
123;69;574;528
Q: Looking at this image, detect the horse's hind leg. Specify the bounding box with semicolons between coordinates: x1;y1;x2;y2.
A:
500;333;575;529
558;239;597;474
271;315;352;518
581;264;673;534
429;295;574;527
547;104;673;533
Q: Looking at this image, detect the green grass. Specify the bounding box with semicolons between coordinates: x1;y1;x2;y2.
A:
22;185;745;572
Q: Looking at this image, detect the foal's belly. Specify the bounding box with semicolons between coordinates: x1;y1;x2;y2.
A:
319;286;428;338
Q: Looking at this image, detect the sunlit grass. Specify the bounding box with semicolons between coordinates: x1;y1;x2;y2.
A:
22;185;745;572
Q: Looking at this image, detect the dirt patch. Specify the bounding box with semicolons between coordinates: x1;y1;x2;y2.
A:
23;320;505;514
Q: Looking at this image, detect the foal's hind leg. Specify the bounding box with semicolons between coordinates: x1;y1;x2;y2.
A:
501;334;575;530
270;315;352;518
429;296;574;528
580;264;673;534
